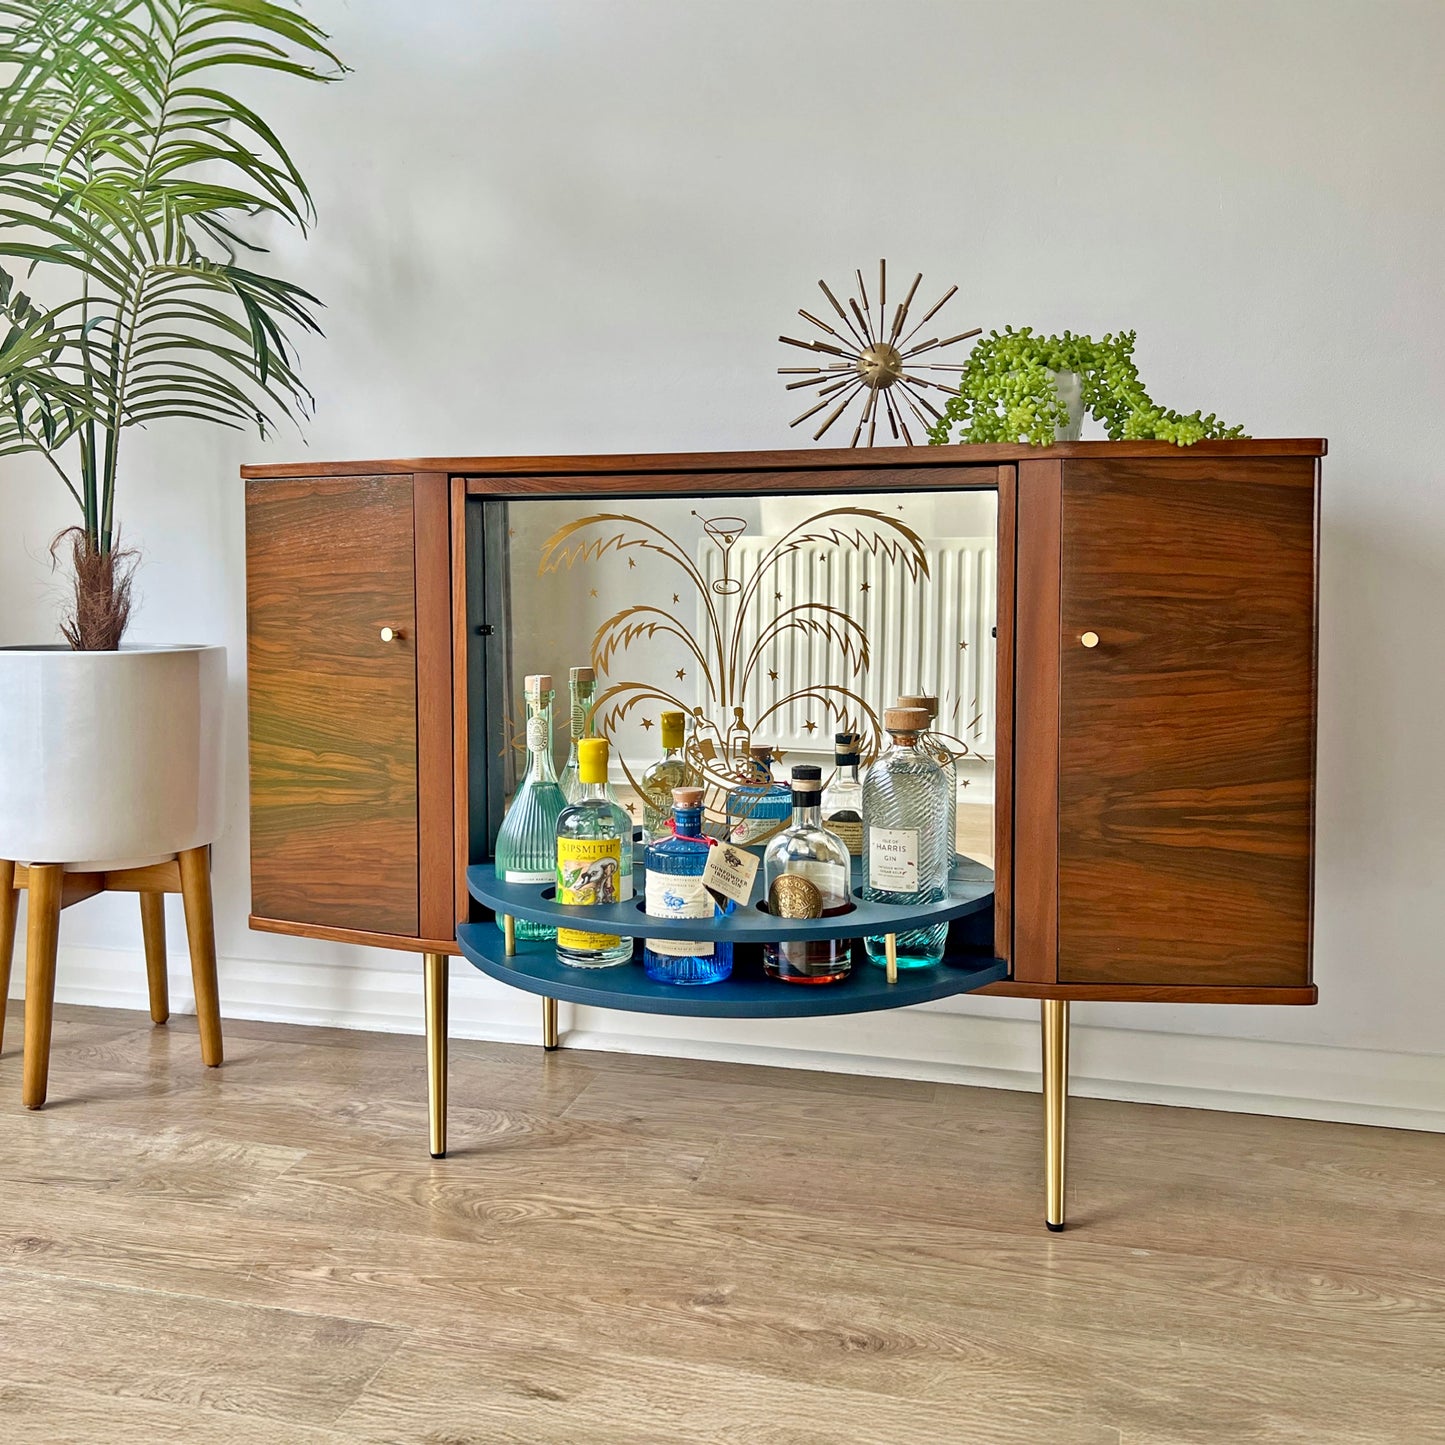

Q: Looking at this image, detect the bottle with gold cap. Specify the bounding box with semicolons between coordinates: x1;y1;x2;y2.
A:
640;709;699;843
861;706;950;969
555;737;635;967
898;693;957;874
494;674;567;941
643;785;733;985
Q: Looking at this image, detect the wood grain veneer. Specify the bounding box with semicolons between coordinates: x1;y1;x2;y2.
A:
1057;456;1317;988
412;473;455;942
239;438;1327;480
1010;458;1063;985
992;464;1016;967
246;474;420;937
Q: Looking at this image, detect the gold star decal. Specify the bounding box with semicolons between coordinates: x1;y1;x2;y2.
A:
675;668;686;680
804;720;818;735
958;639;967;650
590;588;599;599
626;801;637;815
628;558;637;569
774;591;783;601
641;717;654;730
859;580;871;593
673;593;680;604
508;528;517;538
768;668;779;681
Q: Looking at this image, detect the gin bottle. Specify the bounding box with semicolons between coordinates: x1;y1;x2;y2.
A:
558;665;595;804
862;707;950;970
643;786;733;985
726;745;792;848
641;710;698;843
555;738;634;967
900;693;957;873
726;707;752;768
820;732;864;861
494;674;566;941
763;765;852;984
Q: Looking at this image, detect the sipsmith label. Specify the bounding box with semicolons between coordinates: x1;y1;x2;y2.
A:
556;836;631;952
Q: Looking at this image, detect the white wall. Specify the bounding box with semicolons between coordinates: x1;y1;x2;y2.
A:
5;0;1444;1128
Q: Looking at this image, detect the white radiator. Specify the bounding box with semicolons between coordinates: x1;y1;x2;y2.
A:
701;534;996;761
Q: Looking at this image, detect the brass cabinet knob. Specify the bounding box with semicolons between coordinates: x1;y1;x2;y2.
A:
379;626;400;643
1080;631;1100;649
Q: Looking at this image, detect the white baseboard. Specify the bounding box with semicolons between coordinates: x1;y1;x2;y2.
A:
15;942;1445;1134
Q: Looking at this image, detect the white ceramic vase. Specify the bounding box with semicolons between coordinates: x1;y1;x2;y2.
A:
0;644;226;870
1050;369;1085;441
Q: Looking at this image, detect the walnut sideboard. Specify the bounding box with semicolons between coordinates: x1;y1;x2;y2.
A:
242;440;1322;1229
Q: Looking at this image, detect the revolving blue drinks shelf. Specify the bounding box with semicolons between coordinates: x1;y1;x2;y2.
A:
457;855;1007;1019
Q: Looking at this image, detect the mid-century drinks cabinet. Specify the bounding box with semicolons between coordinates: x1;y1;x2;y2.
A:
242;440;1322;1229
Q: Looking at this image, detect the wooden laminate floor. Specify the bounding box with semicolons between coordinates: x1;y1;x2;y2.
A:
0;1001;1441;1444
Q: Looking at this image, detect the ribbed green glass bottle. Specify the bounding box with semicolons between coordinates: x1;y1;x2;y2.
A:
494;673;566;941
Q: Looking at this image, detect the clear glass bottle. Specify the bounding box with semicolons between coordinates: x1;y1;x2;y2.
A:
862;707;950;970
726;706;752;769
644;786;734;985
821;731;864;862
726;745;792;849
494;674;567;941
763;765;852;985
900;693;957;874
641;710;698;843
558;665;595;804
555;738;635;967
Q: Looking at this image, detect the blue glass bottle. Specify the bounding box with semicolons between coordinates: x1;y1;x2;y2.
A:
725;745;792;850
644;786;733;984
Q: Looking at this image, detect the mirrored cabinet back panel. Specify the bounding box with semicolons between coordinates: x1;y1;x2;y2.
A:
242;440;1323;1007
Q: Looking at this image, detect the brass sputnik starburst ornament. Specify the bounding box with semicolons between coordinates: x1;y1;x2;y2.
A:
779;261;979;446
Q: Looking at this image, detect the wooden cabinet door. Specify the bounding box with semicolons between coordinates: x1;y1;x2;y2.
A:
246;475;420;936
1057;457;1317;988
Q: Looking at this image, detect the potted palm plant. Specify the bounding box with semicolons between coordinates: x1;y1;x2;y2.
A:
0;0;341;872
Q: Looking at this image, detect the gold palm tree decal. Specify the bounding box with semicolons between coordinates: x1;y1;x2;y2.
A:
538;506;931;822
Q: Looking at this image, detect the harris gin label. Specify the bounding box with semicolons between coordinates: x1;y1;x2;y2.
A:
868;827;919;890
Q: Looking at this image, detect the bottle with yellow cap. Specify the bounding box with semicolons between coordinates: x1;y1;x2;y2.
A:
555;737;635;967
640;710;699;842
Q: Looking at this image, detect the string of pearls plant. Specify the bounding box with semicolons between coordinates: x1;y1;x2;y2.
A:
926;327;1246;447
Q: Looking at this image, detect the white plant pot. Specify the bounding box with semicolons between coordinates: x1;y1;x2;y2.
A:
0;644;225;870
1050;369;1085;441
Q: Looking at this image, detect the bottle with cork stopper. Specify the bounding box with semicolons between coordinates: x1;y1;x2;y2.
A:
861;705;950;970
643;785;733;984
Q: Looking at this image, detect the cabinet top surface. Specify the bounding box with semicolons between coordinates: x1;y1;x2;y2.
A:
239;438;1327;479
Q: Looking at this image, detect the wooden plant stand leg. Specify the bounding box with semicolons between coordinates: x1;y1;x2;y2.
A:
424;951;448;1159
177;846;222;1068
1042;999;1070;1232
22;863;64;1110
0;860;17;1057
138;891;170;1025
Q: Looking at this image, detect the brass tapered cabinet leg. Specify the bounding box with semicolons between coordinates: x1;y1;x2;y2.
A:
1042;999;1069;1231
424;952;448;1158
542;996;559;1051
